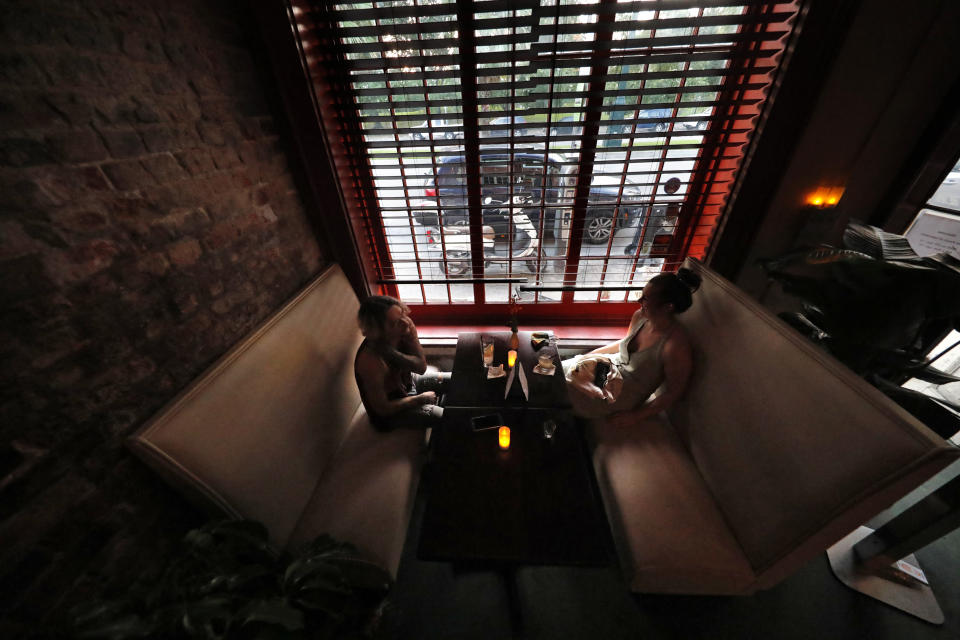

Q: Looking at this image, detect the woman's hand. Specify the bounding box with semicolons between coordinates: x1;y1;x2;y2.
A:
573;380;607;400
417;391;437;405
606;410;637;429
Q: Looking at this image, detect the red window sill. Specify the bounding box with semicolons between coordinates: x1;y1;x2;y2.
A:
416;324;624;343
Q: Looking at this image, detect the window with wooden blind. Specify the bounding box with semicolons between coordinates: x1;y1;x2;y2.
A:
291;0;801;321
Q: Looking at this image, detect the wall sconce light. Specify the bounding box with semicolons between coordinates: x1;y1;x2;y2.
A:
498;426;511;450
806;186;845;209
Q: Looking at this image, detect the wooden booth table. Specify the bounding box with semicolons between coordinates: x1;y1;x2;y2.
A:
417;331;613;630
417;406;610;566
442;330;570;409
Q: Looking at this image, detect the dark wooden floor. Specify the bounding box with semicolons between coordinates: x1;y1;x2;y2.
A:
390;462;960;640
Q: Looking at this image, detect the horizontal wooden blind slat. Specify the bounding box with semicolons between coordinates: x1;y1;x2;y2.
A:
340;50;775;82
339;28;786;56
328;0;777;22
335;10;792;38
396;82;767;101
349;66;774;96
352;98;762;124
355;143;748;160
300;0;798;305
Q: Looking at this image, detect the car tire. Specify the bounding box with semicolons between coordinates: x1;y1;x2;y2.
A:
445;251;470;277
584;212;614;244
655;122;668;133
444;131;455;140
446;262;468;277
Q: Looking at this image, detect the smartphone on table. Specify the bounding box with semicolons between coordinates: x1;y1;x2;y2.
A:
471;413;503;431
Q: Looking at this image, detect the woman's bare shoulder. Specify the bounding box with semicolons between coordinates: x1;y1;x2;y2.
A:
626;309;644;333
664;322;693;356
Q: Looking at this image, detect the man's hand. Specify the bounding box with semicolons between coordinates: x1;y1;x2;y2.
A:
401;314;419;341
418;391;437;405
606;410;636;429
390;313;427;374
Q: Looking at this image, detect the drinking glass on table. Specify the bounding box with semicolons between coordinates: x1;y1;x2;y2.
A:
538;353;555;370
481;336;495;366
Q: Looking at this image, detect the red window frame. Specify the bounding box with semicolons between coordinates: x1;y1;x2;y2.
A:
285;0;800;325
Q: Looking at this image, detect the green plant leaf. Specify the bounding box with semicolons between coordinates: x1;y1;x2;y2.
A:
325;557;392;593
197;575;230;596
295;534;354;559
208;520;275;555
72;602;133;627
293;572;352;598
184;529;215;551
71;524;390;640
288;588;350;619
183;520;280;573
239;598;305;631
283;556;345;592
75;614;152;640
205;519;270;543
179;595;236;639
226;564;276;592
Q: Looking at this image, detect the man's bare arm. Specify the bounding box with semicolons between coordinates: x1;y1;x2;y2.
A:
380;315;426;374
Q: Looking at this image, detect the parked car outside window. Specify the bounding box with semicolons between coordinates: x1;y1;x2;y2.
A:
635;108;672;133
676;109;712;132
412;153;668;244
549;116;578;138
485;115;527;139
412;119;461;141
483;116;549;140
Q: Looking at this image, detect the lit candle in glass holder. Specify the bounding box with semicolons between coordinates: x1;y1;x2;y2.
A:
507;349;517;368
498;426;510;449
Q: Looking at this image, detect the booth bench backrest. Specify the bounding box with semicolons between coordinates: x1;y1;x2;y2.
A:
668;259;959;588
128;265;364;546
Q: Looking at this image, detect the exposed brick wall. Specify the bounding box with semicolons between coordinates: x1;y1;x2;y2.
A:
0;0;326;634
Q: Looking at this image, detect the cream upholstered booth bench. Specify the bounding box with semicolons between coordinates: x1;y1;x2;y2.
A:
128;264;425;577
589;258;960;595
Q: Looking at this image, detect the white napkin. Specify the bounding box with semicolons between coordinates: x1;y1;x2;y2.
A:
504;365;515;399
518;362;529;400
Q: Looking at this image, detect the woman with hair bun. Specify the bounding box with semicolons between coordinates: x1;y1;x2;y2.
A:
563;267;702;426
